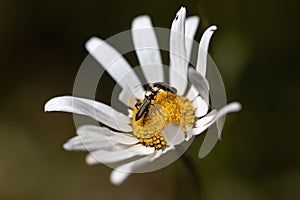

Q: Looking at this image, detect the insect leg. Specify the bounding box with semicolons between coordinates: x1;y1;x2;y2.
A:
135;102;142;109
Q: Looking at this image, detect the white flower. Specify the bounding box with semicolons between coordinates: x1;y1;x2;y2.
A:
45;7;241;185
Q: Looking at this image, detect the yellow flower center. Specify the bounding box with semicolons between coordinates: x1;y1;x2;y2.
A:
132;91;195;150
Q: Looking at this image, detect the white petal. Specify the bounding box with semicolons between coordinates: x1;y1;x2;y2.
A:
162;123;185;146
193;96;209;117
132;15;164;83
186;26;216;101
63;135;109;151
150;149;162;161
186;85;199;101
193;102;242;137
77;125;138;144
197;26;217;77
188;68;210;106
169;7;188;95
185;16;199;62
195;110;217;127
63;136;88;151
44;96;132;132
86;144;154;165
63;125;139;151
85;37;144;99
110;152;158;185
127;109;133;118
161;146;175;154
185;126;194;141
118;85;136;108
111;170;131;186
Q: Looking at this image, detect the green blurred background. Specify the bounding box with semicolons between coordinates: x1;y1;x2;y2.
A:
0;0;299;199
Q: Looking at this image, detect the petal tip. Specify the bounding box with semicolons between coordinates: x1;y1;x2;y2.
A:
186;16;200;24
44;101;50;112
231;102;242;112
85;154;97;165
44;96;71;112
175;7;186;21
85;37;102;52
210;25;217;31
110;169;130;186
44;98;56;112
63;142;72;151
132;15;151;29
179;6;186;12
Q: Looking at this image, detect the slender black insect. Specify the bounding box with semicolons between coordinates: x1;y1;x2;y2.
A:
135;82;177;121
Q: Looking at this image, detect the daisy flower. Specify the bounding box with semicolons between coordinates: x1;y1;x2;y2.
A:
45;7;241;185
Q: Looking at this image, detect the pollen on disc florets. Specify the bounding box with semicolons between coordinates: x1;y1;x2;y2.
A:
132;91;195;150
